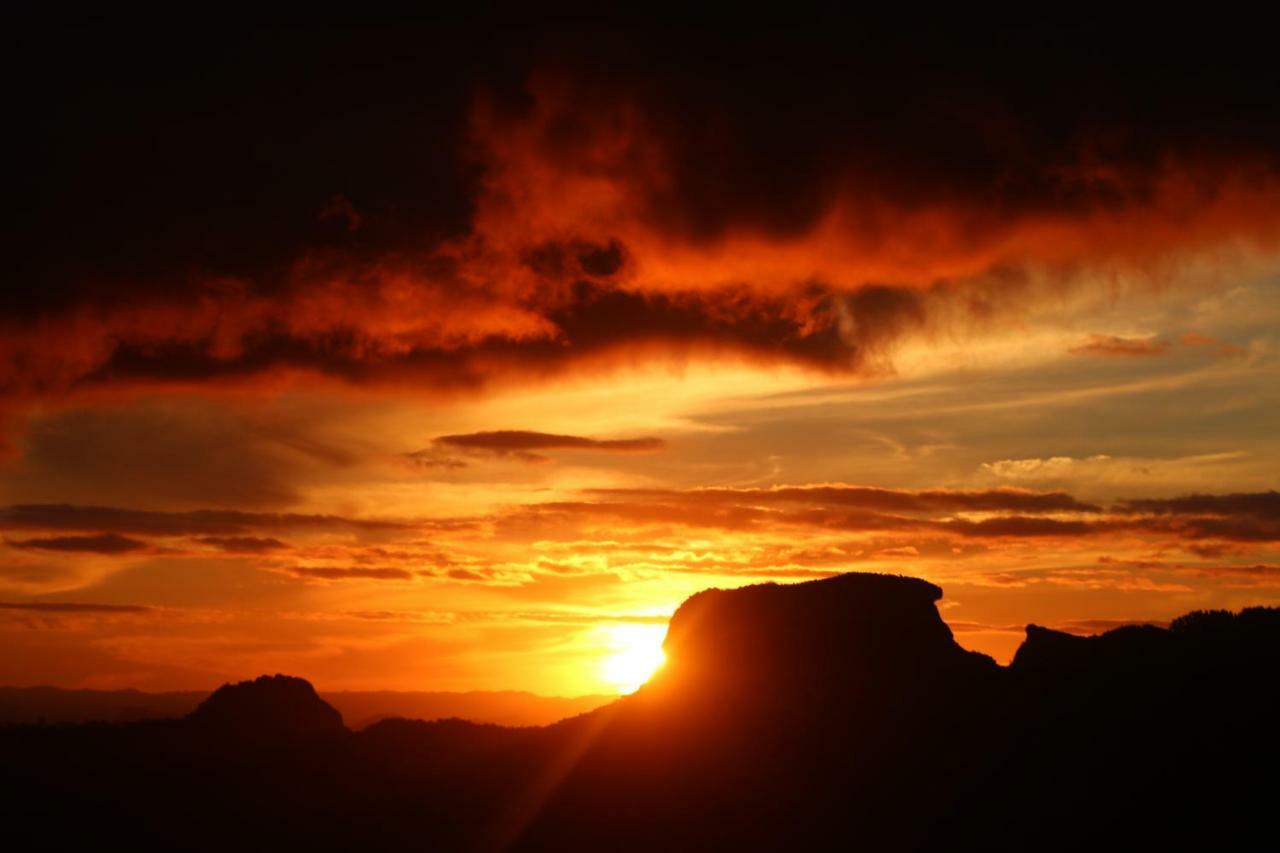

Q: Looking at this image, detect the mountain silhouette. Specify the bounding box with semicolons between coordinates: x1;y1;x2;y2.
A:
3;572;1277;850
0;685;610;728
652;572;998;704
186;674;345;738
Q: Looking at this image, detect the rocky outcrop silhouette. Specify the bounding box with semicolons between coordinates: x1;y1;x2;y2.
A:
3;573;1278;851
519;575;1010;850
1013;606;1280;674
186;674;345;738
654;573;997;703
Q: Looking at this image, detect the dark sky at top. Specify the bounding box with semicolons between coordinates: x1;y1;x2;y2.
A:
10;15;1280;312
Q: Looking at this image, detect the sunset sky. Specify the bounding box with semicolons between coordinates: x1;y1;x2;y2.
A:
4;19;1279;695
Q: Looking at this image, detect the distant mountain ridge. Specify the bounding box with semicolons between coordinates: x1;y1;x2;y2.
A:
4;572;1277;850
0;684;611;728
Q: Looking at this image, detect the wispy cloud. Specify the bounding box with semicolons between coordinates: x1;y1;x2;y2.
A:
1068;334;1169;357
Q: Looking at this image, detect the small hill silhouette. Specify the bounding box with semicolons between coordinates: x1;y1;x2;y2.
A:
186;674;345;738
3;572;1277;851
0;685;609;728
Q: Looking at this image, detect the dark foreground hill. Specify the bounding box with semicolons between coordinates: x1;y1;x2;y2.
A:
5;573;1277;851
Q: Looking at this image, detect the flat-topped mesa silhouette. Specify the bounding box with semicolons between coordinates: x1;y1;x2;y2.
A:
520;576;1003;849
647;573;998;707
186;674;345;738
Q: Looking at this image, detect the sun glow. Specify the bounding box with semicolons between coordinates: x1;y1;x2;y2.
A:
599;624;668;694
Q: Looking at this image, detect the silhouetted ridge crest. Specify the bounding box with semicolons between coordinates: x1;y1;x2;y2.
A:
187;674;344;737
5;574;1280;850
1011;606;1280;674
653;573;995;701
1169;605;1280;637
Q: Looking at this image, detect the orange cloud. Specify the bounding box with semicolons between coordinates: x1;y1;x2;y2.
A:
1068;334;1169;357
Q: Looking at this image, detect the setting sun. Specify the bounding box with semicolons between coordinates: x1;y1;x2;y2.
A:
599;624;668;694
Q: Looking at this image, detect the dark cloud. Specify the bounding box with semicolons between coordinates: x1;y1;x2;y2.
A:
6;533;149;554
667;567;844;580
23;283;898;397
589;485;1098;514
1117;491;1280;519
1158;517;1280;543
3;20;1278;416
291;567;416;581
0;602;151;614
938;517;1100;538
0;504;410;536
506;499;781;534
948;618;1171;635
503;486;1280;546
437;430;665;454
343;610;452;623
194;536;290;553
0;487;1236;558
1182;564;1280;586
1105;490;1280;544
423;429;666;464
342;607;668;626
508;610;671;625
317;194;363;233
1184;542;1239;559
2;405;304;509
1054;619;1171;634
402;449;470;471
944;621;1026;634
10;20;1280;304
